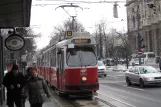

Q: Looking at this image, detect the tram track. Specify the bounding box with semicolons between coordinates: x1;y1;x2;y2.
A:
96;92;135;107
50;88;79;107
93;97;117;107
50;87;134;107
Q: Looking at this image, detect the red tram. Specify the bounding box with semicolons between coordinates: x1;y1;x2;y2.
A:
36;32;99;96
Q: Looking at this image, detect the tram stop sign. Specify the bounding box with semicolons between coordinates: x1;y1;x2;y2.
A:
138;50;142;55
5;34;25;51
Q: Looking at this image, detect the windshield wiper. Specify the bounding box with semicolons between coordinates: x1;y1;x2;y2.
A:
78;51;83;67
85;60;97;67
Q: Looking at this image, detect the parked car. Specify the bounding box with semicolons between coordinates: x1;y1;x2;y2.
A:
129;58;144;65
97;60;107;77
125;66;161;88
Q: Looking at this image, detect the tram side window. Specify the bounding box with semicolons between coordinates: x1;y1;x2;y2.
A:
42;55;45;66
44;53;47;66
51;49;56;67
61;51;64;73
47;51;50;66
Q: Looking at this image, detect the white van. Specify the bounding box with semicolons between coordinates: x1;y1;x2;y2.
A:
143;52;155;64
97;60;107;77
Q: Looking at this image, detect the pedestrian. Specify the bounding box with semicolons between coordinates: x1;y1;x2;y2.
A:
159;57;161;71
3;64;25;107
24;67;33;81
24;68;51;107
21;67;33;107
7;62;14;72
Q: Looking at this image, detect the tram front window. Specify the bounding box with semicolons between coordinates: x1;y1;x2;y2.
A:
67;47;97;67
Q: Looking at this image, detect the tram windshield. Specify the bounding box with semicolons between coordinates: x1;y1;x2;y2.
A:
67;46;97;67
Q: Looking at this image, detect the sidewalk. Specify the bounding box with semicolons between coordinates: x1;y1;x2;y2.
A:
2;100;60;107
106;64;160;72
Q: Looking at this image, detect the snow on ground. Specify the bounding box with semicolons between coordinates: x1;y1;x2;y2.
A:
106;64;160;72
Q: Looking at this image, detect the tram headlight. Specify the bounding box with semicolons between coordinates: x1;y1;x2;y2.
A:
82;77;87;82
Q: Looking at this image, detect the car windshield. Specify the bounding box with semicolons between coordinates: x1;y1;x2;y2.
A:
139;66;159;74
66;46;97;67
134;58;139;61
148;54;155;58
97;61;105;66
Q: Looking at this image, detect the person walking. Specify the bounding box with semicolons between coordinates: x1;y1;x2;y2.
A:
24;67;33;82
159;57;161;71
24;68;51;107
3;64;25;107
21;67;33;107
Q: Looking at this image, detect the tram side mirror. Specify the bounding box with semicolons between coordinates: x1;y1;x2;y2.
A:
68;44;74;49
57;50;62;54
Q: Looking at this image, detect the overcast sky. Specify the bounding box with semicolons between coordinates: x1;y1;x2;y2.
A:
30;0;127;49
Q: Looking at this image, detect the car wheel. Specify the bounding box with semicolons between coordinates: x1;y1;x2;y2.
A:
126;77;132;86
139;79;145;88
104;74;107;77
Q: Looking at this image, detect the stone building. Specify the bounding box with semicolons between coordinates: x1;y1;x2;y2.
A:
126;0;161;56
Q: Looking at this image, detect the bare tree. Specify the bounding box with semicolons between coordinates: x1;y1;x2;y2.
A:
50;18;85;41
115;31;131;69
94;19;108;59
16;27;39;54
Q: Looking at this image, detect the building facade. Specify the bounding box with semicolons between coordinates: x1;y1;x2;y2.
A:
126;0;161;56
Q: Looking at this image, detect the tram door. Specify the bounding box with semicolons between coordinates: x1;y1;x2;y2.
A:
57;50;64;90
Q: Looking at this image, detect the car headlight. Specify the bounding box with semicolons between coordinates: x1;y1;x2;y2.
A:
145;77;154;81
82;77;87;82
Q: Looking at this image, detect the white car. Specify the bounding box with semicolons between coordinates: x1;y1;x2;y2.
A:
125;66;161;88
129;58;144;65
97;60;107;77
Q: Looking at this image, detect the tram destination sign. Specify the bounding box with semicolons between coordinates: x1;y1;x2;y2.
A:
72;39;91;44
5;34;25;51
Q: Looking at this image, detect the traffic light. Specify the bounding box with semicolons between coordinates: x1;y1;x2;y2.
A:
113;2;118;18
138;33;145;50
147;3;156;14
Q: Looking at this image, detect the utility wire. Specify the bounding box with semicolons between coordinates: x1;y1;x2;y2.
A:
56;7;71;26
33;0;126;7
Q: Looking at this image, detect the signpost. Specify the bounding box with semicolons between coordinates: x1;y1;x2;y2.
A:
138;49;142;55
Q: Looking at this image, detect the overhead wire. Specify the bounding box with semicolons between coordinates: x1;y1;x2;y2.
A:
33;0;126;6
56;7;71;27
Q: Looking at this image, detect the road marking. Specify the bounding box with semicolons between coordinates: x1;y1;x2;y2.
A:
106;75;119;78
100;84;161;103
98;92;136;107
99;80;125;84
122;85;145;91
116;75;125;77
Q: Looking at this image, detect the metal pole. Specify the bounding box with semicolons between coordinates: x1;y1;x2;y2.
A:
0;29;5;105
137;0;142;65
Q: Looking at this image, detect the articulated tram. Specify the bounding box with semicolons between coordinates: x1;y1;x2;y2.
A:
35;32;99;96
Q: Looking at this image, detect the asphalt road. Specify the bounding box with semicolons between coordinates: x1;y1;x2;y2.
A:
98;71;161;107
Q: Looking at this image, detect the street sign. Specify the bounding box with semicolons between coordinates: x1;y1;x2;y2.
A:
138;50;142;55
5;34;25;51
